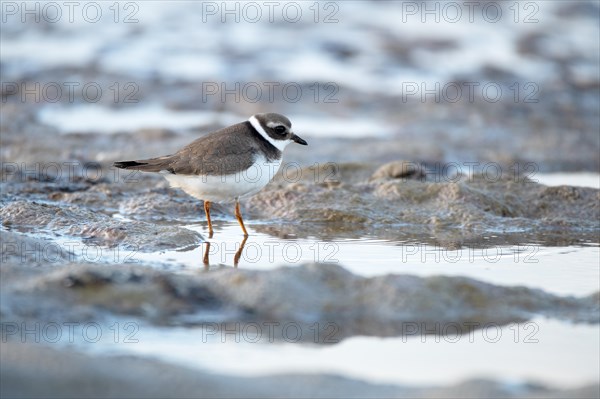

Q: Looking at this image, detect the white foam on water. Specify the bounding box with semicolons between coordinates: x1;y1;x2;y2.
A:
38;104;393;138
37;105;239;134
291;115;393;138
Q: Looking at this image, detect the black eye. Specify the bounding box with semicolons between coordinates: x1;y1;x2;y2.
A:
274;126;286;134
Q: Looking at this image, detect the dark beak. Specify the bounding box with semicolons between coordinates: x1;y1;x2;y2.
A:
291;133;308;145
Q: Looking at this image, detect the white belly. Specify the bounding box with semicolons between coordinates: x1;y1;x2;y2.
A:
163;156;281;203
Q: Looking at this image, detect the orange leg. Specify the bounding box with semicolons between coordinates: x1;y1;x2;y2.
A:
234;200;249;236
204;200;214;238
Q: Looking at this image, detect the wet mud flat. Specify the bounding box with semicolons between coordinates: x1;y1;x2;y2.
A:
2;157;599;247
2;152;600;397
2;82;599;397
1;255;599;398
1;1;600;396
1;0;600;175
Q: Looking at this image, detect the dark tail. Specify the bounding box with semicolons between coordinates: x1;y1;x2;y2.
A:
113;156;173;173
113;160;146;169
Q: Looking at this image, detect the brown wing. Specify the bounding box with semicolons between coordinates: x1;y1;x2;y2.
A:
113;122;258;176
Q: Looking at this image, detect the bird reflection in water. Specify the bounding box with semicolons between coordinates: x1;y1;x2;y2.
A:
202;236;248;269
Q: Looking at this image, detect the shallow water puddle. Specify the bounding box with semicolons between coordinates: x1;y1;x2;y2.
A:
130;223;600;297
73;318;599;389
535;173;600;189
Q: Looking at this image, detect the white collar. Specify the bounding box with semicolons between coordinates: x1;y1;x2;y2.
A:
248;115;291;151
